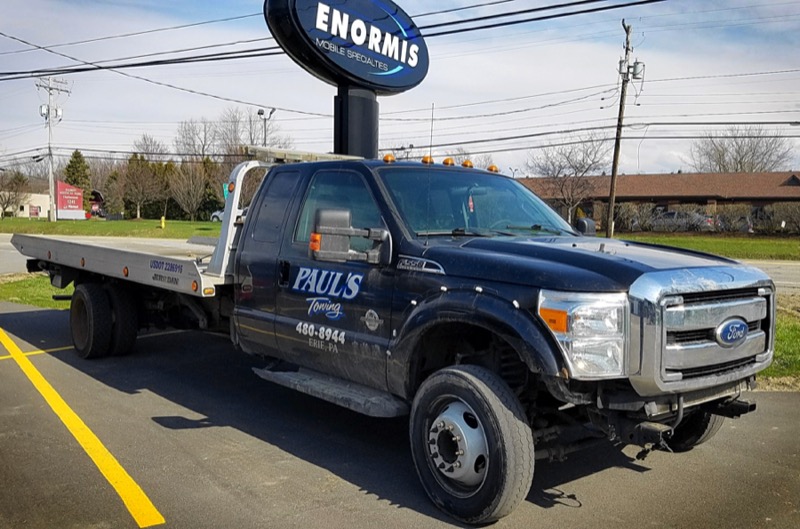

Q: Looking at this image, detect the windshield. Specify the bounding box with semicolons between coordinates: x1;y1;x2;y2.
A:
378;166;575;237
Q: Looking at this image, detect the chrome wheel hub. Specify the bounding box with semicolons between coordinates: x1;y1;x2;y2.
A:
428;400;488;487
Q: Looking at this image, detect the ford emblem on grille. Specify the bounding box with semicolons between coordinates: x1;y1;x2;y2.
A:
715;318;749;348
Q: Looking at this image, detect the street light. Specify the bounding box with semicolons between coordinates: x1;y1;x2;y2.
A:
257;108;276;147
398;143;414;159
509;167;520;178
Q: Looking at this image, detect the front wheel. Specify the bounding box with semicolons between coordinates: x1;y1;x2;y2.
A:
409;365;534;524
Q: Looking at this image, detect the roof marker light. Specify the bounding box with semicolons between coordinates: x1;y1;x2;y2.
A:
383;153;397;164
422;155;434;165
461;160;474;168
487;164;500;173
443;157;455;166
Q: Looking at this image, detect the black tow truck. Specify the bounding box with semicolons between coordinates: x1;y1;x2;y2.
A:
12;149;775;524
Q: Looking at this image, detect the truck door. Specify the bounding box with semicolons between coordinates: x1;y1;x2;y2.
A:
274;168;393;391
234;168;303;357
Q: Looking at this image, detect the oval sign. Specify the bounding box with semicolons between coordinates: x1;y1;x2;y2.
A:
715;318;749;348
265;0;429;95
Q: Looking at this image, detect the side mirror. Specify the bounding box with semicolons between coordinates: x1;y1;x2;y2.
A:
310;209;392;265
576;218;596;236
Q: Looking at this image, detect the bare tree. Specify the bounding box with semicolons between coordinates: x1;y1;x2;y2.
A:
689;126;794;173
525;134;611;223
444;147;495;170
210;107;293;203
0;171;30;219
134;133;170;163
174;118;217;160
87;158;123;197
216;107;246;155
171;162;208;221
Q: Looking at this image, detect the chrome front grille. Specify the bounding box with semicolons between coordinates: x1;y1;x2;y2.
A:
628;266;775;396
661;294;769;381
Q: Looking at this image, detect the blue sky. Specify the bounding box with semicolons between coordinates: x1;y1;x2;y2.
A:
2;0;799;175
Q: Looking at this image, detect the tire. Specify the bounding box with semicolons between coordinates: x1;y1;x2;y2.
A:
664;411;725;452
409;365;534;524
70;283;112;359
104;284;139;356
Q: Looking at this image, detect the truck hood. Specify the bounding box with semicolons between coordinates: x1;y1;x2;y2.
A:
418;236;740;292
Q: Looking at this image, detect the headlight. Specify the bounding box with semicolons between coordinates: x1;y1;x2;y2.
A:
538;290;628;379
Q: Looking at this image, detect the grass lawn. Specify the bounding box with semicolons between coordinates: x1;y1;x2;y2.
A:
0;217;221;240
622;233;800;261
763;313;800;378
0;273;73;309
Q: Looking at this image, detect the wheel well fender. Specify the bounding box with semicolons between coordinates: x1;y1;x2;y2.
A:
387;289;565;399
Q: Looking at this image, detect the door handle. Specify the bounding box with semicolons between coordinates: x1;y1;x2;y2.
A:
278;260;291;286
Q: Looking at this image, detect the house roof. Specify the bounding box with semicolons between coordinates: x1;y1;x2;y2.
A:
521;171;800;202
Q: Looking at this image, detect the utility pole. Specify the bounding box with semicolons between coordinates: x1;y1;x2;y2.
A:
36;77;70;222
606;20;643;238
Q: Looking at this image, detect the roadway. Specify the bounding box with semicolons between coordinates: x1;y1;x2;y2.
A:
0;302;798;529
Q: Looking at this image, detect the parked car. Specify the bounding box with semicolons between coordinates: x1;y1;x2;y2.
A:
211;207;248;222
652;211;715;232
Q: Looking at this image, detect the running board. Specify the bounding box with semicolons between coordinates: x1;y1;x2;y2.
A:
252;366;409;418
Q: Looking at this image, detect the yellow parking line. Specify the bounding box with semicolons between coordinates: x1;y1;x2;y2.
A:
0;345;73;362
0;328;165;528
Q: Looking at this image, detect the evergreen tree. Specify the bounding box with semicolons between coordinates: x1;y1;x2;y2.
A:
64;150;92;212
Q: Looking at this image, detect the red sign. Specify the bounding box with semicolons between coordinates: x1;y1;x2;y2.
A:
57;181;83;210
29;205;40;218
56;181;86;220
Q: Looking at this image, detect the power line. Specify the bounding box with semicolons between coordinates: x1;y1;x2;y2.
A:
418;0;613;30
0;30;329;118
413;0;518;18
0;13;262;56
422;0;669;38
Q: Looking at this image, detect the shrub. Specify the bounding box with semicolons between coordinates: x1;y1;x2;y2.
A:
715;204;752;233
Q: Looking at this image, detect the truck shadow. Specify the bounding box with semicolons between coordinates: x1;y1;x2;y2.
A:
1;311;652;523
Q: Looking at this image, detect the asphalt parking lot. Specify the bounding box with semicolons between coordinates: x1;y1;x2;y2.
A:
1;301;798;529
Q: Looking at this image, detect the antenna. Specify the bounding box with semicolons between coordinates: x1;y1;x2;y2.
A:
429;103;435;157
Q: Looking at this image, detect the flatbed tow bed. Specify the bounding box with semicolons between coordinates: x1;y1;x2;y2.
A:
12;234;222;298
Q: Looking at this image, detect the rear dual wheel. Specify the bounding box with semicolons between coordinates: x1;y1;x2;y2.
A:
70;282;138;359
410;365;534;524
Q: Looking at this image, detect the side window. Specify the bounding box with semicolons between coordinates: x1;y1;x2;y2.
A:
295;170;383;252
251;170;301;243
